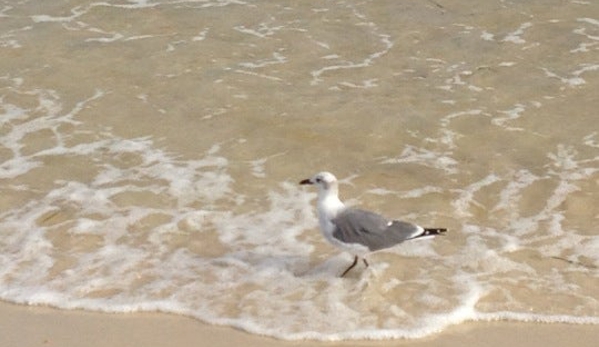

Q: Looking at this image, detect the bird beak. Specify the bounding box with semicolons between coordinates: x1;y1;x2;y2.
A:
299;178;312;185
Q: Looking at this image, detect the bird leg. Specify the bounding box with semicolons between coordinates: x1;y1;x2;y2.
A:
341;255;359;277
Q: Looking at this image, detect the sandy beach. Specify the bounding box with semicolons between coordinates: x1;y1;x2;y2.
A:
2;301;598;347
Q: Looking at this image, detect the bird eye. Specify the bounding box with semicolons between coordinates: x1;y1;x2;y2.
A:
315;178;321;183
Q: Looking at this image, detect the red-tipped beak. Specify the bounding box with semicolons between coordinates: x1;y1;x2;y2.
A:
299;178;312;185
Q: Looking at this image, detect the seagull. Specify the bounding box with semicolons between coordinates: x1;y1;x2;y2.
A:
300;171;447;277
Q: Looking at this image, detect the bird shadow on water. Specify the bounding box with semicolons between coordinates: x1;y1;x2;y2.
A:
286;254;349;278
243;251;387;288
550;256;598;270
291;253;386;281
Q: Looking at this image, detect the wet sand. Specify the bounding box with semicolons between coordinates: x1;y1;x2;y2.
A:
2;301;598;347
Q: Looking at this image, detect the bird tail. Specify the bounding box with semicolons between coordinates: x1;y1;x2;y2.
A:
418;228;447;238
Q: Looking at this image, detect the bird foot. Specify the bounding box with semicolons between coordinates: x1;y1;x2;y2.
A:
340;256;369;277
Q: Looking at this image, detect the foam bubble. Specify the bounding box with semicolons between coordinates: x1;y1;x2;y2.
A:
381;145;458;174
502;22;533;44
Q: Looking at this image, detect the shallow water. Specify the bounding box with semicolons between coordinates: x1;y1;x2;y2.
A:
1;0;598;341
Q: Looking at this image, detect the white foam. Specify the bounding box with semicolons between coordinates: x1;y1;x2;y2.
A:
309;8;393;86
541;65;599;87
502;22;533;44
238;52;287;69
192;28;210;41
381;145;458;175
578;17;599;26
492;169;541;218
452;174;501;217
481;30;495;41
492;104;525;130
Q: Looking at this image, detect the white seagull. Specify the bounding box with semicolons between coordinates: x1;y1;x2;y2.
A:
300;171;447;277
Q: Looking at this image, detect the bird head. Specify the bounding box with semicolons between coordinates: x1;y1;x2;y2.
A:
299;171;338;192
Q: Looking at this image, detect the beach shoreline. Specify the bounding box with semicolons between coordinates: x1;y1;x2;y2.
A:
2;301;598;347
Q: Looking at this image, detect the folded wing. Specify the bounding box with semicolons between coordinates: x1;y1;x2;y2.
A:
332;208;424;251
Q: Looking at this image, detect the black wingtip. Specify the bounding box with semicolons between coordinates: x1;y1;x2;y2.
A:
423;228;448;236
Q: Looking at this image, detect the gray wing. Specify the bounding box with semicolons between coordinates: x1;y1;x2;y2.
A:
331;208;422;251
